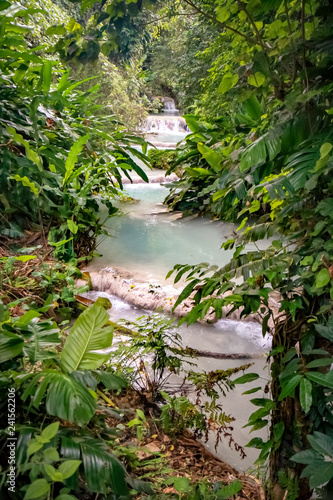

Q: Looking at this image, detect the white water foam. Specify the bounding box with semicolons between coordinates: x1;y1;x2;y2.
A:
215;318;272;350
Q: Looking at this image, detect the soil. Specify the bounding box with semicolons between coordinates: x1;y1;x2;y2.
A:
100;387;265;500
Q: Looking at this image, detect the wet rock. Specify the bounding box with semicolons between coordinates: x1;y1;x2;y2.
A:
82;266;277;326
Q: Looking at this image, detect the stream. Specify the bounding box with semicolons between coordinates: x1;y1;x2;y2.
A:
85;103;271;472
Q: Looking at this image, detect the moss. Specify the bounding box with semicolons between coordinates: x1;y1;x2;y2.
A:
148;148;177;171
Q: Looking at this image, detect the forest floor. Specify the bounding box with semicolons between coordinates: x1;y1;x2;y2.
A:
100;388;265;500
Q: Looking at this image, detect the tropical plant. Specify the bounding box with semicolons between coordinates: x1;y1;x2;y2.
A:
0;1;151;262
155;0;333;498
0;302;131;498
166;130;333;499
113;314;193;395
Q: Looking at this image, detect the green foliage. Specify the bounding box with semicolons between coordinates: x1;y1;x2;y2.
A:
0;1;150;261
157;0;333;496
159;476;243;499
147;148;177;171
0;255;88;320
127;408;148;442
60;302;113;372
0;302;130;498
292;432;333;489
68;55;149;128
17;422;81;500
113;314;194;394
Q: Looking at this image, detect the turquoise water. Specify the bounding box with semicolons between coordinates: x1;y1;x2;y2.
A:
93;183;237;280
87;182;272;471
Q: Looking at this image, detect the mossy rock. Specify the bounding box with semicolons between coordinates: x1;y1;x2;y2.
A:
148;148;177;171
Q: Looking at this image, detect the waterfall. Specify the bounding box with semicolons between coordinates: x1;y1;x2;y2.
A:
161;97;178;114
145;115;189;134
144;97;190;147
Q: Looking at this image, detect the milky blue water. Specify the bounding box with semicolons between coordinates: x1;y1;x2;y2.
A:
94;183;237;280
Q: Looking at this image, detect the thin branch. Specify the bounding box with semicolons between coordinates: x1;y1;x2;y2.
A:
283;0;298;86
142;12;196;26
237;0;268;53
301;0;309;91
182;0;257;45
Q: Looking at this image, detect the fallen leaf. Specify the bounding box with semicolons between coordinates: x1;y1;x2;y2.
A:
144;442;161;453
163;487;178;494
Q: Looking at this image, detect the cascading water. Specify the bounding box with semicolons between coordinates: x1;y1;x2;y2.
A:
160;96;179;113
87;97;273;471
144;97;189;147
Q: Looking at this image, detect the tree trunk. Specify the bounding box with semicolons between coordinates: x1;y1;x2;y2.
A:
268;316;311;500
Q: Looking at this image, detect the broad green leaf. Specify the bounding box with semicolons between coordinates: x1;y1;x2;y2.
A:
320;142;333;157
60;303;113;372
243;95;262;121
315;268;330;288
306;371;333;389
278;375;302;400
173;477;190;493
11;175;39;196
45;373;96;426
306;358;333;368
314;323;333;341
27;440;43;457
309;462;333;489
217;479;242;499
69;435;129;496
197;143;222;172
308;431;333;457
44;464;63;482
41;422;60;441
24;479;50;499
233;373;259;384
246;437;264;449
97;371;128;390
59;460;82;479
216;6;230;22
0;1;10;10
14;310;40;327
239;137;267;172
299;378;312;414
219;73;239;94
63;135;90;185
0;332;24;363
67;219;78;234
314;142;332;171
46;25;67;36
291;449;317;464
43;447;60;461
248;72;265;87
183;114;206;133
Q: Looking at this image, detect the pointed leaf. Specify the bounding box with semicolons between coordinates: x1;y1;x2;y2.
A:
61;304;113;372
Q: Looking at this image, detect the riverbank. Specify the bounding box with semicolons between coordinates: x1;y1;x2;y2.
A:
79;265;280;327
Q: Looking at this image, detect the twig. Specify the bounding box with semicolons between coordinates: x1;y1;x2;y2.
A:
301;0;309;92
182;0;257;44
